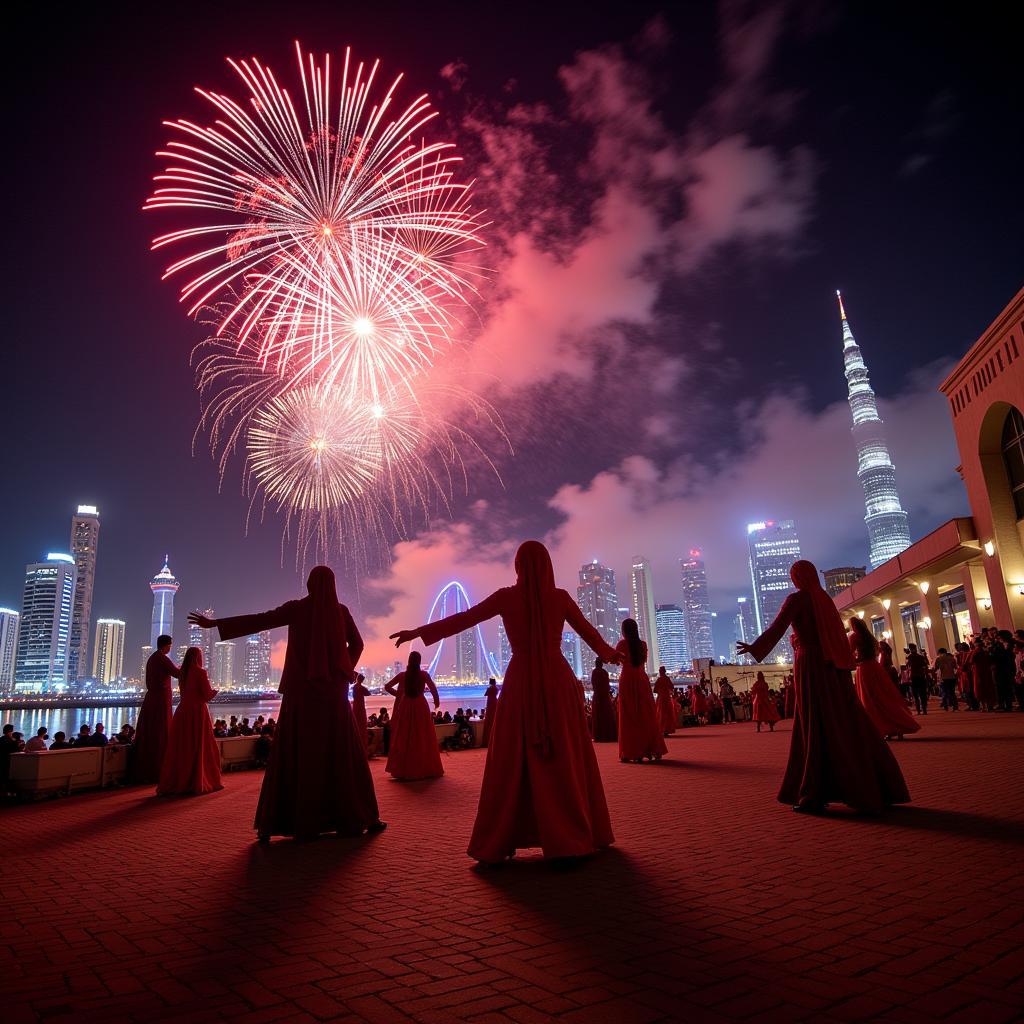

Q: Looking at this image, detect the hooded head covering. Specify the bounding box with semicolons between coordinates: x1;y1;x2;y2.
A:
306;565;349;684
790;560;855;670
514;540;558;758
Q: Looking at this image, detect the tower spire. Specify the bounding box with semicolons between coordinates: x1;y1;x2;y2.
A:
839;294;911;569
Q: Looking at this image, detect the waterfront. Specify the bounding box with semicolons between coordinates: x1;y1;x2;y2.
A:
1;685;498;737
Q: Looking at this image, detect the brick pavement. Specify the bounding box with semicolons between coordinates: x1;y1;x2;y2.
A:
2;710;1022;1023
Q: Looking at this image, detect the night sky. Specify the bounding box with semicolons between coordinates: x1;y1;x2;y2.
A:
4;0;1023;668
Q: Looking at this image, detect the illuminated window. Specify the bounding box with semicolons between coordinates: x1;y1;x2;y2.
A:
1001;407;1024;519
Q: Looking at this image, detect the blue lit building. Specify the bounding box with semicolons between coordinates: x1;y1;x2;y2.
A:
150;556;180;647
14;553;78;692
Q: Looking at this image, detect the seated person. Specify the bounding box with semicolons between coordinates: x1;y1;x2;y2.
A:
227;716;240;736
90;723;109;747
441;711;452;724
72;725;93;747
212;719;227;738
49;731;72;750
254;726;273;766
112;724;135;745
239;718;254;736
25;727;49;752
265;717;277;736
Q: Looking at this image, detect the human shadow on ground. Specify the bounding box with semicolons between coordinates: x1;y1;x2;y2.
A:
848;805;1024;846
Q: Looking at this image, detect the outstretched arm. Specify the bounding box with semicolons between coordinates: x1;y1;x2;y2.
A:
391;589;505;648
195;603;295;643
564;596;620;663
736;595;798;663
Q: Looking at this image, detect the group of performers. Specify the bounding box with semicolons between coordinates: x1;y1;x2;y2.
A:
130;542;915;861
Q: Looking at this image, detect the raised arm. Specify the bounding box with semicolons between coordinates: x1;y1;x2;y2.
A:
393;589;506;648
564;595;619;663
423;671;440;709
210;602;296;643
739;594;798;664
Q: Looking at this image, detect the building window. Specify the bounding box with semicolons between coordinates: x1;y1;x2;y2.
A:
1001;407;1024;519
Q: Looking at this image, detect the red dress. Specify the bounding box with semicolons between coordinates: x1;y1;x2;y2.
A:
653;674;678;734
481;683;499;747
417;578;618;862
783;681;795;718
351;682;369;756
969;647;997;706
850;633;920;738
157;666;223;796
750;679;781;723
617;641;668;761
217;583;380;838
691;686;709;716
385;670;444;780
749;591;910;813
132;652;180;784
590;666;617;742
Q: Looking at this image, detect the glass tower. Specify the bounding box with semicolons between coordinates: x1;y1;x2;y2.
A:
0;608;21;693
629;556;660;670
838;291;911;569
679;549;715;660
150;556;180;647
68;505;100;682
577;561;620;648
747;521;801;662
15;553;78;692
92;618;126;684
655;603;688;672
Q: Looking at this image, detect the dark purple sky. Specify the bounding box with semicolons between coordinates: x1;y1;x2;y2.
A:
3;0;1022;665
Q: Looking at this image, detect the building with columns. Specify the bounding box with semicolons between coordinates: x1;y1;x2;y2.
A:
834;285;1024;657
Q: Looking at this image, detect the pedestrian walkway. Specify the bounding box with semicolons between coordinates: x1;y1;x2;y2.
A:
3;711;1022;1022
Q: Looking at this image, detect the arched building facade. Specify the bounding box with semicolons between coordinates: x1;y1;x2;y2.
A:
834;285;1024;659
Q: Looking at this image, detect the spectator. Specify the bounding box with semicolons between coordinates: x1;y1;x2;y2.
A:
227;716;239;737
25;727;49;752
0;723;18;785
378;708;391;755
719;679;736;723
113;724;135;745
72;725;93;747
993;631;1017;712
254;725;273;767
934;647;959;711
239;718;254;736
906;644;930;715
91;723;109;747
49;731;72;750
213;719;227;738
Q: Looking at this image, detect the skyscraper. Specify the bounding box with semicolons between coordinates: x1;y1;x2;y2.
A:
561;631;582;677
655;604;688;672
14;553;78;692
496;621;512;675
92;618;126;684
838;291;912;569
629;556;660;671
139;645;153;682
188;607;216;674
747;520;801;662
577;561;620;648
68;505;100;682
150;557;180;647
822;566;867;598
735;596;758;663
214;640;236;687
243;631;272;688
679;549;714;660
456;628;479;682
0;608;20;693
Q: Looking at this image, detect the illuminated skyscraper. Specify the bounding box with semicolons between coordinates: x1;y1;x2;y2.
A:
188;607;216;673
92;618;126;684
822;565;867;598
0;608;20;692
496;621;512;675
734;595;758;663
747;520;801;662
456;628;479;682
149;557;180;647
838;291;911;569
244;631;272;687
679;549;714;661
214;640;236;687
655;603;688;672
14;553;77;692
577;561;620;648
629;556;660;671
561;631;582;677
139;645;153;681
68;505;100;682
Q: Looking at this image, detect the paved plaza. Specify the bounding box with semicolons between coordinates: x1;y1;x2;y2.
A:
3;711;1023;1023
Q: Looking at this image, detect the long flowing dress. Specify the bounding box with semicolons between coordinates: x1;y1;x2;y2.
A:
850;632;921;739
157;665;223;796
970;647;997;707
131;652;180;784
750;678;781;724
385;670;444;780
351;681;369;756
653;673;678;734
617;641;668;761
749;590;910;813
783;680;796;718
691;685;709;718
590;666;617;742
481;682;499;747
217;585;380;838
417;578;618;862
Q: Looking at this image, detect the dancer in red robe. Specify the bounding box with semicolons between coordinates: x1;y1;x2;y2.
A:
878;638;899;686
384;652;444;780
783;675;796;718
390;540;618;864
691;683;709;722
616;621;668;763
653;667;678;735
848;618;920;740
750;671;780;732
189;566;384;841
968;638;997;710
590;658;617;742
131;636;180;784
481;678;500;747
737;560;910;815
157;648;223;796
351;674;370;756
